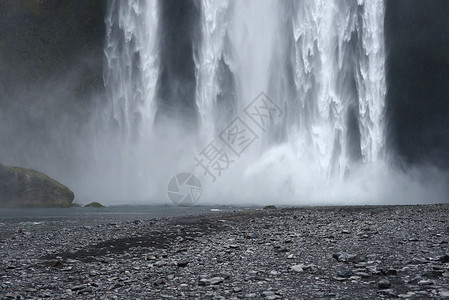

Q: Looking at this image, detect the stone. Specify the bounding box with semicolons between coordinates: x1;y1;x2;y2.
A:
199;278;210;286
378;279;391;289
439;254;449;263
407;277;422;285
209;277;224;285
71;285;85;291
154;278;166;286
354;272;370;278
378;289;397;298
422;269;444;278
333;252;360;263
177;260;188;267
263;205;277;210
53;260;64;268
85;202;105;208
337;270;353;278
381;268;397;275
154;261;166;267
275;246;288;253
334;277;347;281
262;291;281;299
439;291;449;297
290;264;305;272
417;279;433;286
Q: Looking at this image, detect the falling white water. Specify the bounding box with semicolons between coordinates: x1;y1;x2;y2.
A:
196;0;233;141
100;0;160;200
357;0;386;162
196;0;281;144
104;0;159;142
100;0;391;205
284;0;386;176
194;0;387;203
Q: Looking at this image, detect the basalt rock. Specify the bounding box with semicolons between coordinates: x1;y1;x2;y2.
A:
0;163;74;207
84;202;105;208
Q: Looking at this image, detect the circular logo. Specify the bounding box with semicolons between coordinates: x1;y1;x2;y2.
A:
167;173;202;206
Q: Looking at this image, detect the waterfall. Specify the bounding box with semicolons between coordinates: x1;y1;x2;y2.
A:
282;0;386;177
357;0;386;163
101;0;386;204
104;0;159;143
101;0;159;200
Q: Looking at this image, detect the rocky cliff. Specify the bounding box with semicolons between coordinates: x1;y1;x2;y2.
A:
0;163;74;207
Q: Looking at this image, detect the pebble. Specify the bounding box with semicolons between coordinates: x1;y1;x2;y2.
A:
439;254;449;263
290;264;305;272
209;277;224;285
177;260;188;267
1;205;449;299
333;252;360;263
337;270;353;278
354;272;370;278
440;291;449;297
378;279;391;289
154;260;166;267
418;279;433;286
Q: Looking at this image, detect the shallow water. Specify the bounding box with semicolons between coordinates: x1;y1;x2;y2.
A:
0;205;248;224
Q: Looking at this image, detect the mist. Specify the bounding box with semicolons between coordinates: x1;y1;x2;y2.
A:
0;0;448;207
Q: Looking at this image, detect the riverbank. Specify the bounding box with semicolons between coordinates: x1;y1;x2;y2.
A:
1;204;449;299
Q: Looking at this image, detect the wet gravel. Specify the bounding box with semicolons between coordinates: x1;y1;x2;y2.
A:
1;204;449;299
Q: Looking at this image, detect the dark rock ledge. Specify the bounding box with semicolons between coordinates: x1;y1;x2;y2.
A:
0;163;74;207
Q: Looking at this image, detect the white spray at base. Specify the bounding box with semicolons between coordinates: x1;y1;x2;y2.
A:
97;0;448;205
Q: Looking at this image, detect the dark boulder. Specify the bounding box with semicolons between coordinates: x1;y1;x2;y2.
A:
0;163;74;207
263;205;277;210
84;202;105;208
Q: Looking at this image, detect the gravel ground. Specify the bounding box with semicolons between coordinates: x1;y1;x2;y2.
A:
1;204;449;299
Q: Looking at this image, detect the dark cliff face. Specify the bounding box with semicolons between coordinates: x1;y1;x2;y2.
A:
0;0;106;85
0;0;107;173
385;0;449;168
154;0;201;132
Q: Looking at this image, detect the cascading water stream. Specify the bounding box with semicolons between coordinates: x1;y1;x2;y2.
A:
102;0;159;199
101;0;387;204
284;0;386;177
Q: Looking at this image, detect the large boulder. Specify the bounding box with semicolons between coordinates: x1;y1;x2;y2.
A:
0;164;74;207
